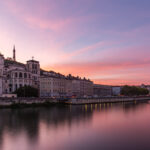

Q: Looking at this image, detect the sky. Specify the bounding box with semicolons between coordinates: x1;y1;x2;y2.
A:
0;0;150;85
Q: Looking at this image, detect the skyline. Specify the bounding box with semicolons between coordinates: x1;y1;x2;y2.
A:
0;0;150;85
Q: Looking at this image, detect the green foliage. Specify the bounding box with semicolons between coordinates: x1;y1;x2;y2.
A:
121;85;149;96
14;86;39;97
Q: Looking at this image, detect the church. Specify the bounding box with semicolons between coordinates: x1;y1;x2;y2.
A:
0;46;40;96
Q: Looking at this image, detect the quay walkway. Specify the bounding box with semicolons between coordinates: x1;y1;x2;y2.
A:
66;96;150;105
0;96;150;107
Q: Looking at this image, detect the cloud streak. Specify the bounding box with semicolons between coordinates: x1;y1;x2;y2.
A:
1;0;150;85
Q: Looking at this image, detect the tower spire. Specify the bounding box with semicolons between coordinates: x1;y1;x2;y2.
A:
13;45;16;61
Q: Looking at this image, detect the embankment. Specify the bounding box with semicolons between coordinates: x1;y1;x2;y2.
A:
68;96;150;105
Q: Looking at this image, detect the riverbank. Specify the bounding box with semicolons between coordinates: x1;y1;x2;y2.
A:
0;98;58;108
0;96;150;108
66;96;150;105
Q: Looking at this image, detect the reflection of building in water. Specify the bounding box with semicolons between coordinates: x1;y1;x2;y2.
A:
39;105;94;127
0;102;148;149
0;108;40;147
0;105;95;144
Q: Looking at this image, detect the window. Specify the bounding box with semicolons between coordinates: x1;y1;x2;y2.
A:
15;72;18;78
32;64;34;69
7;74;10;78
19;72;22;78
24;73;27;78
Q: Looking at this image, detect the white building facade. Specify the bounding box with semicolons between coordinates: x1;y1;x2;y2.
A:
112;86;122;96
0;48;40;96
40;76;68;97
40;72;93;98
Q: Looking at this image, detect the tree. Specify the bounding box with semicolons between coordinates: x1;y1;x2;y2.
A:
14;85;39;97
121;85;149;96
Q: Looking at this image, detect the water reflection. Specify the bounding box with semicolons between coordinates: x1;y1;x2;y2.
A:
0;102;150;150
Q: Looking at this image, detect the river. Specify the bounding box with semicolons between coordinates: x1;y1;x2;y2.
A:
0;102;150;150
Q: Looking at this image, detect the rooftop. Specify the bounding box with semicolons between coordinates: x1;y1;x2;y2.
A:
4;59;26;68
27;60;39;63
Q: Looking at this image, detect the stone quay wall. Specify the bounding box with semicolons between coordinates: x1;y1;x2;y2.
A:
69;96;150;105
0;96;150;107
0;98;58;107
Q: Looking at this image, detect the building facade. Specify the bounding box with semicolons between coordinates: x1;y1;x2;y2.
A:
0;54;4;96
0;48;40;96
40;76;68;97
40;72;93;98
71;79;93;97
93;84;112;97
112;86;122;96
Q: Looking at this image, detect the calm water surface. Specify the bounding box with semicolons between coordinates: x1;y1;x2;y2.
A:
0;102;150;150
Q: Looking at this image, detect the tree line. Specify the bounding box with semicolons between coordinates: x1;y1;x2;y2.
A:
14;85;39;97
13;85;149;97
121;85;149;96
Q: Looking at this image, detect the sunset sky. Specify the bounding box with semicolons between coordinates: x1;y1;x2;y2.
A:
0;0;150;85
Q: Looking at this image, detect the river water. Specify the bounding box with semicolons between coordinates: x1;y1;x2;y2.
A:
0;102;150;150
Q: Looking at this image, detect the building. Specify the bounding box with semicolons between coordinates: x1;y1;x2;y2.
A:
40;72;93;98
40;70;73;97
93;84;112;97
26;59;40;88
0;54;4;96
40;76;67;97
68;75;93;98
0;47;40;96
112;86;122;96
80;78;93;97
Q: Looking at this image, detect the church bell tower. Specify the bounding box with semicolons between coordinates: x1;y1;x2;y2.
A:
13;45;16;61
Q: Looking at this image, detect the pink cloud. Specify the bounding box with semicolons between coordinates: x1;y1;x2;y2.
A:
3;0;99;32
57;40;119;62
43;58;150;85
93;78;148;86
3;0;67;31
25;16;73;31
61;41;106;60
49;58;150;73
